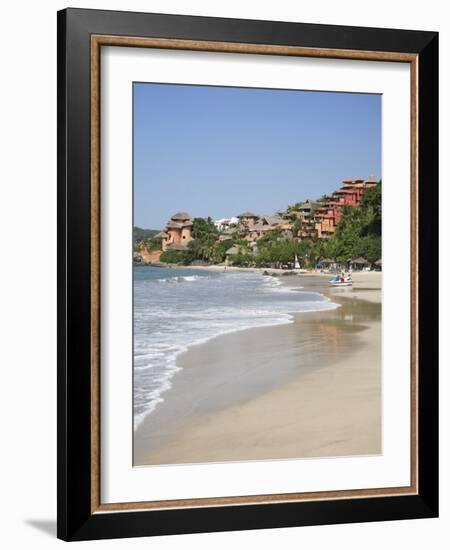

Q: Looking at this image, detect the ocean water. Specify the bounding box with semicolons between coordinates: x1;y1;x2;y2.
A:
133;267;338;428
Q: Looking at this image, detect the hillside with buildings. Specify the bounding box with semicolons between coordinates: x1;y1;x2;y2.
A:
134;175;381;270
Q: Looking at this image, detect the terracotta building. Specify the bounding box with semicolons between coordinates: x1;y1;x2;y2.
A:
161;212;193;251
312;175;378;239
314;206;337;238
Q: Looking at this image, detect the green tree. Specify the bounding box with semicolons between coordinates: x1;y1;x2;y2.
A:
325;181;382;262
144;238;162;252
182;217;220;263
160;249;191;264
133;227;159;243
191;217;218;240
360;181;382;236
210;239;234;263
229;253;254;267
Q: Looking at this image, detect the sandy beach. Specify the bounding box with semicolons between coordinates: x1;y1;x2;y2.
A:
134;271;381;466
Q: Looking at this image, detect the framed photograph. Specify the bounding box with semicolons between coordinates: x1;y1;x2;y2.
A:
57;8;438;541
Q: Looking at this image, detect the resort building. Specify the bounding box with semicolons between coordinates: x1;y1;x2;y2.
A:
298;220;319;241
296;200;320;218
261;214;283;227
152;174;378;262
312;175;379;239
245;223;272;242
214;217;239;232
161;212;193;251
237;211;259;227
333;175;378;208
217;231;236;242
314;208;337;238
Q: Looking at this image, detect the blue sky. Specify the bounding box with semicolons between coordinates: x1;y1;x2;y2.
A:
134;83;381;229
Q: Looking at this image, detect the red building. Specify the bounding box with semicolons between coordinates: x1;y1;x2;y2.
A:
333;176;378;207
312;175;378;238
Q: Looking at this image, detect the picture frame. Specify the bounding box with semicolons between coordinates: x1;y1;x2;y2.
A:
57;7;438;541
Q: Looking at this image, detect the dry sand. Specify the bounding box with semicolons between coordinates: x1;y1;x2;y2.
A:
134;272;381;466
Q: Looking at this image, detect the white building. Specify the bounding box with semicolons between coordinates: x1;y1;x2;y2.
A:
214;217;239;232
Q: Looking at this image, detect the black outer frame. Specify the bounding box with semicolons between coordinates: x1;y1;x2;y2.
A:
57;7;438;542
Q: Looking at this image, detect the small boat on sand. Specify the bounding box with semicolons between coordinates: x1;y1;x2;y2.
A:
329;275;353;287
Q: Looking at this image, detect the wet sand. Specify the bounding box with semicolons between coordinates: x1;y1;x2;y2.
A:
134;272;381;466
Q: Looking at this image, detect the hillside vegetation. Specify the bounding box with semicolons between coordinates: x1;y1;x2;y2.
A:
159;182;381;268
133;227;159;243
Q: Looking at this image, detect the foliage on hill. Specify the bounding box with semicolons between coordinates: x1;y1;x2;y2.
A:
330;181;381;263
252;230;300;267
133;227;159;243
159;249;189;264
188;217;219;261
133;227;163;253
230;181;382;268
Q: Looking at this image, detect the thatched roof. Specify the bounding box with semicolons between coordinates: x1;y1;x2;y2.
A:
375;259;382;265
166;221;182;229
225;246;240;255
320;258;334;265
263;215;282;226
298;200;319;211
170;211;192;221
351;257;369;264
238;211;258;218
250;223;267;231
153;231;167;239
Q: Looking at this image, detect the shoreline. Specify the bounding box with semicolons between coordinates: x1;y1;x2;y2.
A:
133;268;339;430
134;271;381;466
135;262;381;291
